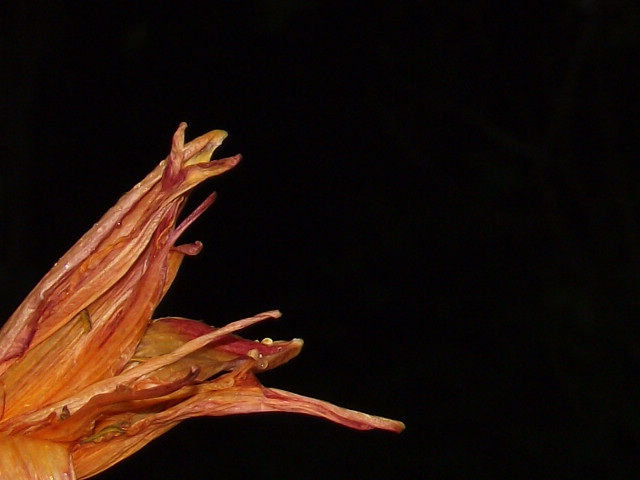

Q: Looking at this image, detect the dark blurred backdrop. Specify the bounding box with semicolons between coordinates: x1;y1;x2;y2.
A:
1;1;639;478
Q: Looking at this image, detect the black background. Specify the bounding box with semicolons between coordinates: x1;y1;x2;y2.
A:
2;1;639;478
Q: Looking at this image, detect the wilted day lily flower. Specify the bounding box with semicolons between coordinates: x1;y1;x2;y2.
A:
0;123;405;479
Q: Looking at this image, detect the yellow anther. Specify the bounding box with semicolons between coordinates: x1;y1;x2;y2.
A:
246;349;260;360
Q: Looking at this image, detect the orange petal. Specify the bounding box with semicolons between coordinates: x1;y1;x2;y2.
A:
0;435;75;480
129;316;303;385
155;369;407;434
1;310;280;434
0;124;239;376
71;367;404;478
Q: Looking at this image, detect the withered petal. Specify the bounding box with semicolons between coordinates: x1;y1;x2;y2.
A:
0;125;239;376
0;435;75;480
0;124;404;480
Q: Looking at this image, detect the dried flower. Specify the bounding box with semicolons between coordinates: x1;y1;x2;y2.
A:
0;123;404;479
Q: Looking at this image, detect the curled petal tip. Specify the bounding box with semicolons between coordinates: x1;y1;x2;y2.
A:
184;131;229;166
